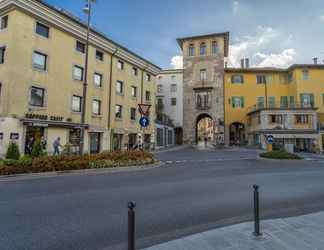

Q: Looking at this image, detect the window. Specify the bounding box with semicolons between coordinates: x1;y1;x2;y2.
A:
116;81;123;94
132;67;138;76
171;75;176;81
73;65;84;81
200;42;206;56
0;16;8;30
171;98;177;106
188;44;195;56
130;107;136;121
256;75;266;84
300;93;314;107
30;86;45;107
146;74;151;82
170;84;177;92
287;72;293;82
232;96;244;108
212;41;218;55
302;69;309;80
289;96;295;108
0;46;5;64
131;86;137;97
200;69;207;81
269;96;275;108
269;115;283;124
157;84;163;93
231;75;244;84
33;51;47;71
36;22;49;38
280;96;288;108
117;60;124;70
145;91;151;101
196;92;211;109
72;95;82;112
92;99;101;115
94;73;102;87
96;50;104;61
295;115;309;124
115;105;122;119
257;97;265;109
76;41;86;53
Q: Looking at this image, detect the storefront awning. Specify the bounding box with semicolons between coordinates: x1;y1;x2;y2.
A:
21;119;89;129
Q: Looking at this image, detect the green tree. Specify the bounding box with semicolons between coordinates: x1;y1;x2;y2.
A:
31;140;44;158
6;142;20;160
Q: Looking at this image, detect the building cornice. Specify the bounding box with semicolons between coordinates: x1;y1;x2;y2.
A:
0;0;161;75
158;69;184;74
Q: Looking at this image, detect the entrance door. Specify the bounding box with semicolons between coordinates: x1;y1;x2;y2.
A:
89;133;101;154
25;126;45;154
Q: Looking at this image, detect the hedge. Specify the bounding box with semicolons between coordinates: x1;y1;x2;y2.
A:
0;150;156;176
260;150;303;160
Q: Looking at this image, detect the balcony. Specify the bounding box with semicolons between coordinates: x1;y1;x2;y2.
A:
196;103;211;111
247;102;317;114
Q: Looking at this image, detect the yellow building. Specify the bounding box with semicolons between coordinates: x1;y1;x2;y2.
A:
225;64;324;152
0;0;160;156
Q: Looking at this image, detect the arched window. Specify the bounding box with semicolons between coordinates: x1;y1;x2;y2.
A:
188;44;195;56
212;41;219;55
200;42;206;56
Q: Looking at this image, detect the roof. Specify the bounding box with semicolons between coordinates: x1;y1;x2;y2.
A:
225;64;324;73
1;0;161;72
177;32;230;57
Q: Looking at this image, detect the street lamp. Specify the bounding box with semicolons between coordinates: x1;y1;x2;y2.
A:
80;0;96;155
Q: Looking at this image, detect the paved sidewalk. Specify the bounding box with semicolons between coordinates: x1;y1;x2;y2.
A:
143;212;324;250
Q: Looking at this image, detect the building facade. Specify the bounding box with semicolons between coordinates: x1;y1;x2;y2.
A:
0;0;160;157
177;33;229;145
156;69;183;144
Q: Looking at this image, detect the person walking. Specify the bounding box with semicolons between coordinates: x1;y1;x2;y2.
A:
41;136;47;151
53;137;62;156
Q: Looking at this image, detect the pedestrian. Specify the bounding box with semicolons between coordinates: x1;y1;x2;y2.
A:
53;137;62;156
204;137;208;147
26;137;34;155
41;136;47;150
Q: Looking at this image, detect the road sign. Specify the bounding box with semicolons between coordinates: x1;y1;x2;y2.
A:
266;135;274;144
139;116;150;128
138;104;151;116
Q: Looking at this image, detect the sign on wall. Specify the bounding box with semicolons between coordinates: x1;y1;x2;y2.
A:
10;133;19;140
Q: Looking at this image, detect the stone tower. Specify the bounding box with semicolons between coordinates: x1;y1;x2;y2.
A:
177;32;229;145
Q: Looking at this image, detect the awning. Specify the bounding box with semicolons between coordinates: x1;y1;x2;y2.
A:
21;119;89;129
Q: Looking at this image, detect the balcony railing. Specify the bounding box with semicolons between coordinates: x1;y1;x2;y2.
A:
247;102;317;114
196;104;211;110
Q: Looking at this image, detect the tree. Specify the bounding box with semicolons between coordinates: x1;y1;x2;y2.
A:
6;142;20;160
31;140;44;158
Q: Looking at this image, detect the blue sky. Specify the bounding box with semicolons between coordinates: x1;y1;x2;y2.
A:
46;0;324;69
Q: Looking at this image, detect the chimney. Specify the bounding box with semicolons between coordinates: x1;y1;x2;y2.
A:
240;59;245;68
313;57;318;65
245;58;250;68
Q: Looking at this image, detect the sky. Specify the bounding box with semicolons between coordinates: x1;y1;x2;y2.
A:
46;0;324;69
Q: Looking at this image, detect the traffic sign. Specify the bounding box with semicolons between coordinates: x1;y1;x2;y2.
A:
139;116;150;128
138;104;151;116
266;135;274;144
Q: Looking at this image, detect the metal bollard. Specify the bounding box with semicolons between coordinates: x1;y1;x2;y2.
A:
128;201;136;250
253;185;262;236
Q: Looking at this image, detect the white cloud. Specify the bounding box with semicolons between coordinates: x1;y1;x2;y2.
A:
229;26;296;68
254;49;296;68
170;55;183;69
232;1;239;15
320;15;324;22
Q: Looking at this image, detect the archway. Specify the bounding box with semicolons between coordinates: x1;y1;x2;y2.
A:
195;113;214;144
229;122;246;146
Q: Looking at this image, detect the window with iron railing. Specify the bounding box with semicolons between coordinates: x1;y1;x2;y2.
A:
195;91;211;110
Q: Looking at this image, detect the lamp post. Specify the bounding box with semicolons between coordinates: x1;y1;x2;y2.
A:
80;0;96;155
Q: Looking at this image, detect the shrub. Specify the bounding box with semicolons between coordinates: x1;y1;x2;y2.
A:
6;142;20;160
260;150;303;160
31;140;44;158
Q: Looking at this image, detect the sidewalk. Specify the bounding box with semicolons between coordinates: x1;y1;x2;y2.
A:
143;211;324;250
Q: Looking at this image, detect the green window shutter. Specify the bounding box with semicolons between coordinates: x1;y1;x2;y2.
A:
289;96;295;108
300;94;304;106
280;96;288;108
310;94;314;107
269;97;275;108
232;97;235;108
241;97;245;108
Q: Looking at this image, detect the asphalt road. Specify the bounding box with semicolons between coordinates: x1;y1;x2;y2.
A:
1;147;324;250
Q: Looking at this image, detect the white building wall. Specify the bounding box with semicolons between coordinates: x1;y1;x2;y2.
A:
157;70;183;128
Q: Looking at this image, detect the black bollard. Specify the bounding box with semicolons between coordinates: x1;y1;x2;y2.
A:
128;201;136;250
253;185;262;236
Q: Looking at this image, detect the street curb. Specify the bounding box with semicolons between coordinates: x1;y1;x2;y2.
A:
257;156;303;161
0;162;164;182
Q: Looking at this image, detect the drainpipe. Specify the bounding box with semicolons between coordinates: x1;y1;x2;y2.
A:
108;48;118;150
